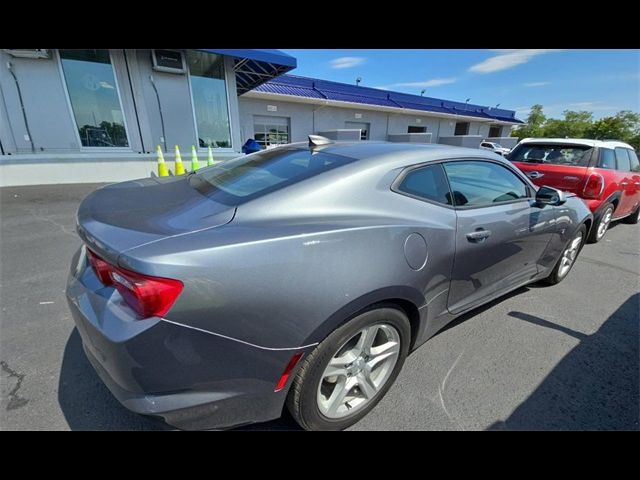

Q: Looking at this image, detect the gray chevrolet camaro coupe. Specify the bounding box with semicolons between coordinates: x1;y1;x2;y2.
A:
66;137;592;430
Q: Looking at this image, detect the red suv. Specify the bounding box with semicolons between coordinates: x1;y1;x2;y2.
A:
509;138;640;242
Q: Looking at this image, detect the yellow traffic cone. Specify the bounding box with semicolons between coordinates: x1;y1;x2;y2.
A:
156;145;169;177
190;145;200;171
207;146;215;166
174;145;185;175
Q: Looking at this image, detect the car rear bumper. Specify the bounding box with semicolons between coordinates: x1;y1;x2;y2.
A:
65;246;305;430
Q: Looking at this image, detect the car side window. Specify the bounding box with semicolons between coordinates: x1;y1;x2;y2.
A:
395;164;452;205
598;149;616;169
443;160;530;207
615;147;631;172
627;149;640;172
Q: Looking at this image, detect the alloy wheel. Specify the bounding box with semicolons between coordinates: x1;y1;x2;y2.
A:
597;207;613;240
317;323;400;419
558;231;584;278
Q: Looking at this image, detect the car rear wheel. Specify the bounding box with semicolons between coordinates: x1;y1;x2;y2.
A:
587;204;614;243
286;307;410;431
623;204;640;224
541;224;587;285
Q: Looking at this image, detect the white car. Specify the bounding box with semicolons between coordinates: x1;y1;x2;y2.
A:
480;141;511;156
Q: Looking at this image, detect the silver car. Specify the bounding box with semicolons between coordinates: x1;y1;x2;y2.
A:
66;138;592;430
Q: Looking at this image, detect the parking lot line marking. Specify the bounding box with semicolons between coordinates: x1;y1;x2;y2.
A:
39;301;55;305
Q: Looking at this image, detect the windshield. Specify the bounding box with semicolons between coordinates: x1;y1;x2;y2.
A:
190;147;357;205
509;144;592;166
493;143;503;149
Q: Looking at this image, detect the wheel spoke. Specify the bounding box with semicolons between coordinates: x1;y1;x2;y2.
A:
367;341;400;369
326;377;354;416
356;371;378;399
323;357;350;379
355;326;379;356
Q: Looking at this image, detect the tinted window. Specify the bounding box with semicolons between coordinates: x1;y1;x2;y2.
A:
443;161;529;207
192;147;356;205
454;122;469;135
628;149;640;172
509;143;592;167
396;164;451;205
615;147;631;171
598;149;616;169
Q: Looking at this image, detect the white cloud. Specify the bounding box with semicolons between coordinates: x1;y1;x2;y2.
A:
329;57;366;69
469;50;562;74
375;77;457;90
524;81;550;87
392;77;457;88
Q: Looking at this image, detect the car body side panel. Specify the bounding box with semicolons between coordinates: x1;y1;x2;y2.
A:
118;167;459;350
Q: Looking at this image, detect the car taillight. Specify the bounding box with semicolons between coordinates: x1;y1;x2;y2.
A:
87;248;113;285
86;248;183;319
583;173;604;199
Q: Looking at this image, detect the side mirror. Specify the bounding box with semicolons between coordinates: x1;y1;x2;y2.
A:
536;186;566;206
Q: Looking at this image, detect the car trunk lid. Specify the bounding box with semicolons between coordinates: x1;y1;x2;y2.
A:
77;175;235;265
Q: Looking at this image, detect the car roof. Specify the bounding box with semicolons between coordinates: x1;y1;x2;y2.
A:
282;141;504;169
518;138;634;149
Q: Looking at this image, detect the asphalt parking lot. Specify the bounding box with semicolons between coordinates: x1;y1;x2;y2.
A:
1;183;638;431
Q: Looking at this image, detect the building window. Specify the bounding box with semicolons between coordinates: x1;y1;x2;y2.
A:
345;121;370;140
59;49;129;148
454;122;469;136
254;115;290;148
488;125;501;137
408;126;426;133
186;51;232;149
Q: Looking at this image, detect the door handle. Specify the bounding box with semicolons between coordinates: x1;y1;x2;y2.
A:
620;182;629;187
526;171;544;179
466;229;492;242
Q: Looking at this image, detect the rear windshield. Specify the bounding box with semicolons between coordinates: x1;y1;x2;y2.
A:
189;147;357;205
509;144;592;167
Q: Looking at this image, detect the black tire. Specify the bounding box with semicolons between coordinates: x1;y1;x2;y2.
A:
541;224;587;286
623;204;640;224
587;203;614;243
286;306;411;431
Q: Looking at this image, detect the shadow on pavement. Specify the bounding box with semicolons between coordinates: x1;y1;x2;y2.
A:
487;293;639;430
58;329;169;430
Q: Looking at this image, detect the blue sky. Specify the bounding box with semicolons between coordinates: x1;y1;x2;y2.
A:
281;49;639;120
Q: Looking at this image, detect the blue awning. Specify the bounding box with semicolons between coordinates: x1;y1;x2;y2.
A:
197;49;296;95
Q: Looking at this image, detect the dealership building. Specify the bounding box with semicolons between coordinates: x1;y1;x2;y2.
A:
0;49;523;187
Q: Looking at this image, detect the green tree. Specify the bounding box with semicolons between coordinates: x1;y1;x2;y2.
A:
511;104;546;140
585;111;640;147
543;110;593;138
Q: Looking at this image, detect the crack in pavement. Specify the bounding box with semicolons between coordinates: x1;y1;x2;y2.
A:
1;361;29;410
27;208;76;237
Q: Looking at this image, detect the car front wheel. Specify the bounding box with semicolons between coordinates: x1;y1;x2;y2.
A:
286;307;410;430
541;224;587;285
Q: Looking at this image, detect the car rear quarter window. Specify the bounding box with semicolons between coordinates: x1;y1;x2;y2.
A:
627;149;640;172
615;147;631;172
598;148;616;169
191;147;357;205
443;161;529;207
395;164;452;205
